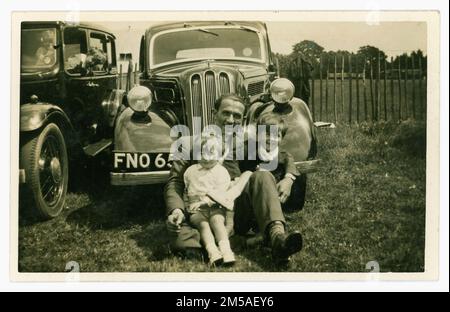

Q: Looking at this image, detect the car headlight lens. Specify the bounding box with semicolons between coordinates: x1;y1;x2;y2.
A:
270;78;294;104
127;86;152;113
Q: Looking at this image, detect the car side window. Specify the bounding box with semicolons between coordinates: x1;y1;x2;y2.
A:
63;27;87;75
88;32;108;74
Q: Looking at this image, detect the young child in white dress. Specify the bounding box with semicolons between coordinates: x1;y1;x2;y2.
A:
184;135;251;266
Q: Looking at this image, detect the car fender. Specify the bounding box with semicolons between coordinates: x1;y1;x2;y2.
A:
114;107;174;152
247;97;317;161
20;103;81;156
20;103;70;132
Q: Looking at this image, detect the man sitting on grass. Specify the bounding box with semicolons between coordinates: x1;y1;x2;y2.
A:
164;94;303;266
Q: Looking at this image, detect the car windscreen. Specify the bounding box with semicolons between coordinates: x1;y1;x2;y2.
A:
21;28;58;73
151;27;263;67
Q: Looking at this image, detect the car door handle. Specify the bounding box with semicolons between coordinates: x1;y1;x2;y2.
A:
86;81;100;87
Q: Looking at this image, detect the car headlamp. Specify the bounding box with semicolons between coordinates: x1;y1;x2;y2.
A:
127;86;152;113
270;78;295;104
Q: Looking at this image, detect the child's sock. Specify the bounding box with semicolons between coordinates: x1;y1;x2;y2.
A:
218;240;235;265
205;243;222;266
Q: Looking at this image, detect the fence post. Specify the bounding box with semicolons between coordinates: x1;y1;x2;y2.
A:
383;57;387;121
356;56;360;124
363;57;368;122
299;56;304;90
325;58;330;121
334;55;337;123
418;56;424;120
134;63;139;86
319;56;323;121
375;52;380;121
390;57;395;121
311;67;315;120
411;54;416;119
403;56;408;119
398;58;402;120
126;59;133;92
119;64;123;90
348;54;352;124
341;55;345;117
370;59;374;122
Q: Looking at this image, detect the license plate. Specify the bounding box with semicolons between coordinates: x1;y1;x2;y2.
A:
113;152;172;172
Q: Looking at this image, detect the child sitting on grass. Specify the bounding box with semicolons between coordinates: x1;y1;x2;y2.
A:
183;135;251;266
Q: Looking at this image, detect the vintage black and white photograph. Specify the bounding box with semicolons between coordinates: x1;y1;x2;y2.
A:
11;11;439;278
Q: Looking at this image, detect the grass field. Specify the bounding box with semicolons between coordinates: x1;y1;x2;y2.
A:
18;120;426;273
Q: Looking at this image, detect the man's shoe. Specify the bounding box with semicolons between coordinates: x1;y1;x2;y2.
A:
271;231;303;262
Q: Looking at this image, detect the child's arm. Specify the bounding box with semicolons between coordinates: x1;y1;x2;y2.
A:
207;171;252;210
226;171;252;200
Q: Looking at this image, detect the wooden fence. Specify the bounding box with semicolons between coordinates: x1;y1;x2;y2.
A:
117;55;427;124
296;54;427;124
116;60;140;92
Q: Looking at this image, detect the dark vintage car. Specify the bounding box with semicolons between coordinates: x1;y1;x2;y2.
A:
19;21;123;218
111;21;318;210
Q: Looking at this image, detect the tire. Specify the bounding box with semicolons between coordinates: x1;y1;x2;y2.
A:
283;174;307;212
21;123;69;219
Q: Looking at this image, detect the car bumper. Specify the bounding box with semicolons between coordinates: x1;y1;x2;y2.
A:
110;160;321;186
110;171;170;186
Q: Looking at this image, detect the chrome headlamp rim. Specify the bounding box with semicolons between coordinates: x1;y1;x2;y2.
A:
127;85;153;113
270;78;295;104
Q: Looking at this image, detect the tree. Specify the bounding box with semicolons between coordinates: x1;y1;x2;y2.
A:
292;40;324;66
357;45;387;65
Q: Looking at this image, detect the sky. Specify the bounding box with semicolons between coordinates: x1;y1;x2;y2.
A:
103;21;427;61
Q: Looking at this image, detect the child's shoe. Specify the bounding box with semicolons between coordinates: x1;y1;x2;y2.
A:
206;244;223;266
218;240;236;266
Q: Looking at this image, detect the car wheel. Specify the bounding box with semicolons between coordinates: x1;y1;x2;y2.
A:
21;123;68;219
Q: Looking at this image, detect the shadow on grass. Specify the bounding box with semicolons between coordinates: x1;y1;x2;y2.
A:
66;184;166;230
129;224;175;262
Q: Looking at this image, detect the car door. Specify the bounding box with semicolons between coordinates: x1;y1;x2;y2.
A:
63;26;117;147
84;30;117;141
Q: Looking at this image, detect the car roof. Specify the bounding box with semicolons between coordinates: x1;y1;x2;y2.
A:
21;21;116;38
145;21;267;37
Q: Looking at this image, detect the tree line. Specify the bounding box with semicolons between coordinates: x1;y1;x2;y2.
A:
274;40;427;79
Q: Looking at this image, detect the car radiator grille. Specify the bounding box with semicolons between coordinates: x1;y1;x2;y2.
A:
190;71;231;132
247;80;265;97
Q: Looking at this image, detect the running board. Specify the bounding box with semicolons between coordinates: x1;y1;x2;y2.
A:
83;139;112;157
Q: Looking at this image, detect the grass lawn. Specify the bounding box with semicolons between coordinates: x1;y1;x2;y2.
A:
18;120;426;273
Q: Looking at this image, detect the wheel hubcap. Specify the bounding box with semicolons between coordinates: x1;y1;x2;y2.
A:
50;157;62;184
38;134;64;207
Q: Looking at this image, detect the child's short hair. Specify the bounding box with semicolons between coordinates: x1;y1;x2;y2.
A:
256;113;287;138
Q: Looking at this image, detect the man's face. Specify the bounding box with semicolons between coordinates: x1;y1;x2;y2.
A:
214;98;245;132
263;125;282;148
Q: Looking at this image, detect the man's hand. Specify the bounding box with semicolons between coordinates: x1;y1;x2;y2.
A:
166;208;185;234
277;177;294;204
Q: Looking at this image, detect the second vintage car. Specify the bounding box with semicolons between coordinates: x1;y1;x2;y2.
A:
19;21;122;218
111;21;318;210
